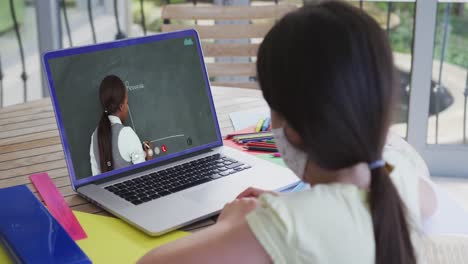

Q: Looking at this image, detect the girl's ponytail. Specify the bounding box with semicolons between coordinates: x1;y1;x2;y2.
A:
370;165;416;264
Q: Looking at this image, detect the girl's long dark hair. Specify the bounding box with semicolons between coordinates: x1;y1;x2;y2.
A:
257;2;415;264
98;75;127;173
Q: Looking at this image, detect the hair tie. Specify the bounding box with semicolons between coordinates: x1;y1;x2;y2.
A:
369;160;386;170
104;110;108;114
106;161;112;167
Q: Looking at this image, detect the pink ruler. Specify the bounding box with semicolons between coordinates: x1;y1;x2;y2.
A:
30;172;87;241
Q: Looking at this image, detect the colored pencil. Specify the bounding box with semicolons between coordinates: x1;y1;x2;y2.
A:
233;132;273;139
261;117;270;132
245;142;277;148
245;144;277;149
225;131;271;139
255;119;265;132
233;136;272;143
243;146;278;152
237;137;274;144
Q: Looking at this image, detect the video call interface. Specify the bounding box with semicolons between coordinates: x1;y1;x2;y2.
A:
48;36;219;180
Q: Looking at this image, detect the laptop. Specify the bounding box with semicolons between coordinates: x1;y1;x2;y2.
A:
43;29;298;236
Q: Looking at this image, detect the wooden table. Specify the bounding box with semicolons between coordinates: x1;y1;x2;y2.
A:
0;86;268;216
2;86;468;261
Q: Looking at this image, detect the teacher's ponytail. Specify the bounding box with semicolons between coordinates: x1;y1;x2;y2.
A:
97;75;127;173
98;110;113;172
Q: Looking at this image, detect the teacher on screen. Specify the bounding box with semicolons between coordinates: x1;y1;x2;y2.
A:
89;75;153;176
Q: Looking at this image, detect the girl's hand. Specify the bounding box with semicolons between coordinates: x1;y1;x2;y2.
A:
236;187;278;199
217;198;259;226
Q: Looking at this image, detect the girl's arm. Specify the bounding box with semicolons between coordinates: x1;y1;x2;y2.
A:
120;127;146;164
138;198;270;264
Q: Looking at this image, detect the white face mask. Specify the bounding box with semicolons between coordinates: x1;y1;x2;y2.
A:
272;127;308;180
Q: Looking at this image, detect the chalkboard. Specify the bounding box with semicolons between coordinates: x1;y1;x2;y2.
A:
49;37;219;180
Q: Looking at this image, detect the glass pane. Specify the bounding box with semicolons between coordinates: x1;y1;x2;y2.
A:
59;1;131;47
346;1;417;139
0;1;135;108
427;1;468;144
0;0;40;107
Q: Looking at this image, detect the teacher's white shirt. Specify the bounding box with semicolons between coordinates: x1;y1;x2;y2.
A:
90;115;146;175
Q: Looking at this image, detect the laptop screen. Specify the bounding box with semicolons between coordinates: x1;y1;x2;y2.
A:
44;30;222;188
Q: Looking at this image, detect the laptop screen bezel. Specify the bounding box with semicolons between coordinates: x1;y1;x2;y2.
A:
43;29;223;190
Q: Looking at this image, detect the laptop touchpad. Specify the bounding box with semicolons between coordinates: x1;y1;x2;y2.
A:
183;181;241;205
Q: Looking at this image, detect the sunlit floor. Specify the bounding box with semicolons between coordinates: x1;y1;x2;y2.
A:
391;52;468;145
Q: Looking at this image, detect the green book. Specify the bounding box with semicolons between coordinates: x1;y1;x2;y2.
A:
256;154;286;167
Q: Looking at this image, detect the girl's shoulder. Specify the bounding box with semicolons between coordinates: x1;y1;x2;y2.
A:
254;184;373;237
118;126;139;138
247;186;375;263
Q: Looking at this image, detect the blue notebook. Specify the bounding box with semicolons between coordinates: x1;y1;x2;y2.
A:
0;185;91;264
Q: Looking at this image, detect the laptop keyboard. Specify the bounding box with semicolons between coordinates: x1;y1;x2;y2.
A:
105;154;251;205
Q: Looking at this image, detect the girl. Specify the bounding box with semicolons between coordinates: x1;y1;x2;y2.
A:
90;75;153;175
139;2;436;263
